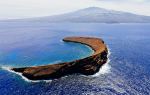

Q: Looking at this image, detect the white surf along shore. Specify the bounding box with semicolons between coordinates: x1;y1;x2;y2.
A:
91;47;111;77
0;45;111;83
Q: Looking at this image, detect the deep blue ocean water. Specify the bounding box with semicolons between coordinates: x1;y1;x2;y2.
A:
0;22;150;95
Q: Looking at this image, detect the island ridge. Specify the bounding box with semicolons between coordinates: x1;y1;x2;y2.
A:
12;37;108;80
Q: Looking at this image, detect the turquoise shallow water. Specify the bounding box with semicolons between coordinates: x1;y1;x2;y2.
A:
0;25;93;67
0;22;150;95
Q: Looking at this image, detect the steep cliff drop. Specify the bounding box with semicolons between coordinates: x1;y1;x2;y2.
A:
12;37;108;80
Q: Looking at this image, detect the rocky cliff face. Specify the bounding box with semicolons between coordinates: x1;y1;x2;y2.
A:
12;37;108;80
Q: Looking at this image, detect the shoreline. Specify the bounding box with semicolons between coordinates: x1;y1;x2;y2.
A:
10;37;108;80
1;49;111;83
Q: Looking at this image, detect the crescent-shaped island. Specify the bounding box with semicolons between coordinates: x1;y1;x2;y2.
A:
12;37;108;80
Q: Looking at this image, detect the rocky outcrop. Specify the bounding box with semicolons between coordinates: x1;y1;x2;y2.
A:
12;37;108;80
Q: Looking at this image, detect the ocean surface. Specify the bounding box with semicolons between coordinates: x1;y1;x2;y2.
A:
0;22;150;95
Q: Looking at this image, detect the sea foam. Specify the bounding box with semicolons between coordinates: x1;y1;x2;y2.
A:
0;47;111;82
91;47;111;77
0;60;62;83
0;66;53;83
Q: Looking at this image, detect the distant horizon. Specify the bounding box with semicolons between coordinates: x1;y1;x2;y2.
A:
1;7;150;21
0;0;150;20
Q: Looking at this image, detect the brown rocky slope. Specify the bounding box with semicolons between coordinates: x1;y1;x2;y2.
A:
12;37;108;80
